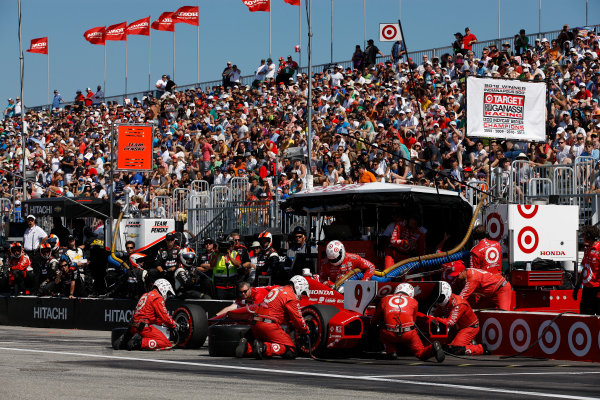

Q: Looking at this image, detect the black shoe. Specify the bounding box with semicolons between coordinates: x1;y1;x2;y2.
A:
252;339;265;360
112;334;125;350
433;341;445;363
126;333;142;351
388;352;398;360
481;343;492;356
235;338;248;358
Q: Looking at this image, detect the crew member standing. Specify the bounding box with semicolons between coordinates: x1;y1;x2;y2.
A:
234;276;310;359
443;260;512;311
321;240;376;286
23;215;47;288
385;216;426;268
432;281;487;356
470;226;503;275
573;225;600;315
374;283;445;362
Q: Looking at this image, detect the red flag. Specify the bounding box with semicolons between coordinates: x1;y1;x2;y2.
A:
173;6;199;26
127;17;150;36
84;26;106;45
242;0;270;12
106;22;127;41
151;12;175;32
284;0;300;5
26;37;48;55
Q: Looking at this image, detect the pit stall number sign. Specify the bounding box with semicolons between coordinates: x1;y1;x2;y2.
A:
344;281;377;314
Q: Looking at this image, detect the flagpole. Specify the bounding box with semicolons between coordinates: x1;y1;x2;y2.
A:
306;0;313;188
173;29;176;81
330;0;333;63
18;0;27;201
47;38;50;110
148;32;151;92
125;39;128;98
269;7;272;59
104;45;107;99
197;1;200;84
298;0;301;69
363;0;366;49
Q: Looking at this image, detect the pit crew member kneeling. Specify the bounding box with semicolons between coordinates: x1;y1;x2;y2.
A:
432;281;489;356
444;260;512;311
374;283;445;362
116;279;181;351
320;241;375;288
234;276;310;359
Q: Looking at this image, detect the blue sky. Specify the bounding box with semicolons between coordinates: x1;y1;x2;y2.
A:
0;0;595;107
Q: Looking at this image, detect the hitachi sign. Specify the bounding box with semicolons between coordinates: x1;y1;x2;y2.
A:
540;251;566;256
33;306;67;320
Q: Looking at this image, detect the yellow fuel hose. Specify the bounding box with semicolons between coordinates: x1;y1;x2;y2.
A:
333;194;488;289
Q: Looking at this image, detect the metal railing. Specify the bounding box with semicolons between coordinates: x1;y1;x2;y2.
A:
29;23;599;111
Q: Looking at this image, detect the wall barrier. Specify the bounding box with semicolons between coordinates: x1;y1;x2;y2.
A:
0;296;230;331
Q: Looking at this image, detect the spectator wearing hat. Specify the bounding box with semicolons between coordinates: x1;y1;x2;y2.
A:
462;27;478;52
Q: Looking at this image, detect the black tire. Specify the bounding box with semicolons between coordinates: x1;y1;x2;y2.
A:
111;327;129;350
208;324;251;357
298;304;339;357
173;304;208;348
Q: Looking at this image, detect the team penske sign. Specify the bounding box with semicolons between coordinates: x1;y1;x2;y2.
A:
466;77;546;142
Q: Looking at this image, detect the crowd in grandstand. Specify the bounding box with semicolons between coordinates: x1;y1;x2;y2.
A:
0;24;599;299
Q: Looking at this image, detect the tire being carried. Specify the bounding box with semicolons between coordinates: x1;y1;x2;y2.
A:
173;304;208;348
208;324;251;357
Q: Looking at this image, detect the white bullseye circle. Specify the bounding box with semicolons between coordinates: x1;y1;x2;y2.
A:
538;320;561;355
482;318;502;351
509;319;531;352
568;322;591;357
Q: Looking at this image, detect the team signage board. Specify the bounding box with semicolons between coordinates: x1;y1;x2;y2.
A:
466;77;546;142
379;23;402;42
117;218;175;252
117;124;153;171
508;205;578;263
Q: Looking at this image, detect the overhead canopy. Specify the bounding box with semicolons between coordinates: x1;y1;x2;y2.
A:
23;197;120;220
282;183;472;215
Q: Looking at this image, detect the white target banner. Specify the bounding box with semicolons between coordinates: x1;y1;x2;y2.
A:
508;204;578;263
466;77;546;142
379;23;402;42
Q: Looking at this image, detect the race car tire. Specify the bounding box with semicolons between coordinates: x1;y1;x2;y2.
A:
173;304;208;348
208;324;251;357
111;327;129;350
298;304;339;357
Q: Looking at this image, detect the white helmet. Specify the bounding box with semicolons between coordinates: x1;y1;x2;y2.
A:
326;240;345;266
395;282;414;298
179;247;196;267
154;278;175;300
290;275;309;299
438;281;452;307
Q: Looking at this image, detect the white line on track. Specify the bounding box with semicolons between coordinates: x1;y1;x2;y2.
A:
0;346;597;400
363;371;600;379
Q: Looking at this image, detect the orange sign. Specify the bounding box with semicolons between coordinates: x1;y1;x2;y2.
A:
117;125;153;171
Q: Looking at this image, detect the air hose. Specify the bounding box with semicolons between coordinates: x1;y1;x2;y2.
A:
334;194;488;289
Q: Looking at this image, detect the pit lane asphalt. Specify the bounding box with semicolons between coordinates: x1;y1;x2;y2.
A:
0;326;597;400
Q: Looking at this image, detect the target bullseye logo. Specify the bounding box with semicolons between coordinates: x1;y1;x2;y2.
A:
381;24;398;40
486;213;504;241
517;205;538;219
517;226;539;254
389;295;408;309
272;343;281;353
484;94;494;103
148;339;157;349
509;319;531;352
568;322;591;357
378;284;393;296
485;247;500;264
482;318;503;351
538;320;561;355
581;265;591;284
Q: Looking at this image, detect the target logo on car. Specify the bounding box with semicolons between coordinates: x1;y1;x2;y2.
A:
379;23;402;42
517;226;539;254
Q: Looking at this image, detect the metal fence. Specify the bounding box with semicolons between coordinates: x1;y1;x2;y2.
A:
29;24;600;111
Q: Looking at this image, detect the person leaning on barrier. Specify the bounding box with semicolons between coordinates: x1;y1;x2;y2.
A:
573;225;600;315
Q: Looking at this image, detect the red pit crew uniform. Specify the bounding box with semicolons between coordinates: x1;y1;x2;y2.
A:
434;293;483;355
470;239;503;275
244;286;309;357
459;268;512;311
374;293;435;360
235;286;274;308
385;221;426;268
130;289;177;350
8;254;32;289
579;241;600;315
320;253;376;284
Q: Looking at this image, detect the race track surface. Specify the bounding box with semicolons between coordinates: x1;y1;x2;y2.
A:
0;325;598;400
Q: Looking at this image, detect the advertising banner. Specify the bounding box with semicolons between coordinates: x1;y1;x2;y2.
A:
117;124;153;171
467;77;546;142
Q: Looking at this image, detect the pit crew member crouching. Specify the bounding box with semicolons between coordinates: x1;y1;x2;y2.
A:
215;281;275;317
443;260;512;311
320;240;375;286
234;276;310;359
374;283;445;362
123;279;180;351
432;281;488;356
